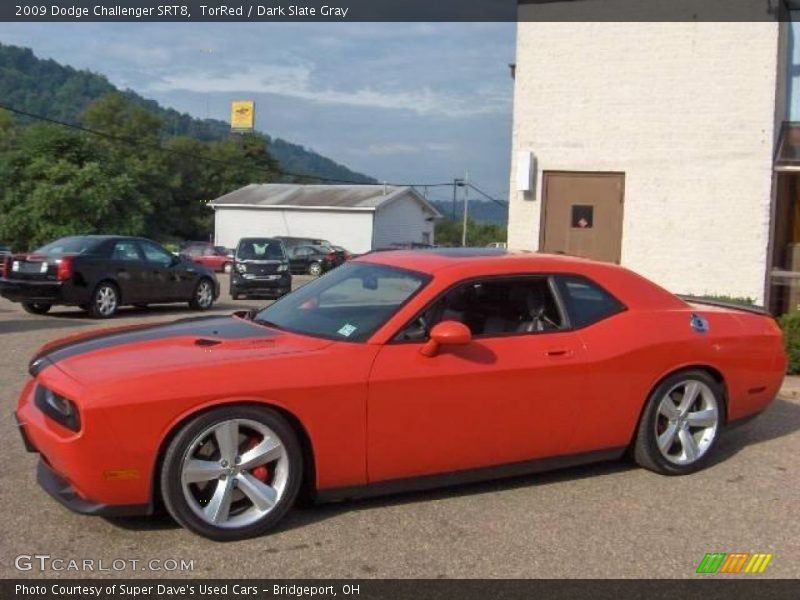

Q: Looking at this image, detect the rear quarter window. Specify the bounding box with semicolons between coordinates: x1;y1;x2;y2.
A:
556;275;625;328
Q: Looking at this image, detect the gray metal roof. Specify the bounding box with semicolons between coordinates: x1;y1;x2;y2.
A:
209;184;442;216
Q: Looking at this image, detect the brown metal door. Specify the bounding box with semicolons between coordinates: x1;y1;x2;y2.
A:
541;172;624;263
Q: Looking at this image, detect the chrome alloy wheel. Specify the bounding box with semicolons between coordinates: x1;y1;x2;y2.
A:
196;280;214;308
180;418;288;529
95;285;118;317
655;380;719;466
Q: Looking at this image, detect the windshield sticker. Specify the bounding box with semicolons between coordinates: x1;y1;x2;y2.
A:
338;323;357;337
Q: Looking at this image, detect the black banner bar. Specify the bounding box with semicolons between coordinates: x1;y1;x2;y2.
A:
3;580;800;600
0;0;794;23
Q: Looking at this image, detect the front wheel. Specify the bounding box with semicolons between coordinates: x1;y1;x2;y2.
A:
21;302;52;315
160;405;303;541
633;370;724;475
189;279;215;310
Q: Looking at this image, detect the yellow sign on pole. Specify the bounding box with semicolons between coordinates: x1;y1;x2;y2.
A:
230;100;255;131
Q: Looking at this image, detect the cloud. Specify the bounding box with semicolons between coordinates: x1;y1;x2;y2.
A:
148;63;510;118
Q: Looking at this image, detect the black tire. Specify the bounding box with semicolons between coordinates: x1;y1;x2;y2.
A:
633;369;725;475
189;278;215;311
21;302;52;315
308;262;323;277
88;282;119;319
160;405;303;541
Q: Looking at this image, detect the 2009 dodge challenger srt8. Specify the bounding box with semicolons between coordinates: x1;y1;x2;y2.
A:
15;249;786;540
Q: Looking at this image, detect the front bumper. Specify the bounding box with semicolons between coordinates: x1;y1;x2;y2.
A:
231;273;291;296
36;458;149;517
16;380;153;516
0;278;64;303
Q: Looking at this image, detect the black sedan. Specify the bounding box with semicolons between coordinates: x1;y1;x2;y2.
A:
286;244;338;276
0;235;220;318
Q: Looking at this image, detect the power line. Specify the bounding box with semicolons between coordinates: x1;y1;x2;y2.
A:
0;102;457;189
465;182;509;208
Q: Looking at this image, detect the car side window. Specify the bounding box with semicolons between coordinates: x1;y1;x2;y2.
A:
395;277;564;342
112;241;143;262
293;247;311;258
555;275;624;328
139;241;173;267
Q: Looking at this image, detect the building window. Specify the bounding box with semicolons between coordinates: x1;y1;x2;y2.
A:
571;205;594;229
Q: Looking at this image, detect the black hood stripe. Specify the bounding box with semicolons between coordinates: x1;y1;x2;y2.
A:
31;316;275;372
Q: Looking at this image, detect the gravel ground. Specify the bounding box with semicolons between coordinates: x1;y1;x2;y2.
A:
1;274;798;579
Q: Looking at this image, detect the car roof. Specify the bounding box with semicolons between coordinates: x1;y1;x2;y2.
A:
356;248;596;274
356;249;686;311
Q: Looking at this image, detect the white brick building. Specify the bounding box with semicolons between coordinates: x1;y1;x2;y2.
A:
508;0;800;311
210;184;441;254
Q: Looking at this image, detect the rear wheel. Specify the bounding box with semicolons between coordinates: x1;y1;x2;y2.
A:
190;279;214;310
308;262;322;277
160;405;302;541
633;370;724;475
88;282;119;319
21;302;52;315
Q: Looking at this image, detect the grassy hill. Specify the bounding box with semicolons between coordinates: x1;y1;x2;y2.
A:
0;42;376;184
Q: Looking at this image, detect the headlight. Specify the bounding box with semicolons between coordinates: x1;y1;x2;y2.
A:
34;385;80;432
277;263;289;272
236;263;247;273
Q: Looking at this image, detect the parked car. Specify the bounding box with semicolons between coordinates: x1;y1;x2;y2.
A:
0;235;219;318
286;244;337;276
14;249;786;540
230;237;291;300
275;236;332;250
181;242;234;273
330;245;351;264
487;242;508;249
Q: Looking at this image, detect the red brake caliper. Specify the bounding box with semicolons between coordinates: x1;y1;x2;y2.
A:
244;437;270;482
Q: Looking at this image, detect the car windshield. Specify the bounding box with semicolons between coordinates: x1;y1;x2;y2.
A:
34;236;99;255
253;262;430;342
237;239;285;261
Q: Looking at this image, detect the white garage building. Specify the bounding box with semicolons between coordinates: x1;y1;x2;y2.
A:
210;184;441;254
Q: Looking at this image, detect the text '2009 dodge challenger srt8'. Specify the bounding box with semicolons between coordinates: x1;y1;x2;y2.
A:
15;249;786;540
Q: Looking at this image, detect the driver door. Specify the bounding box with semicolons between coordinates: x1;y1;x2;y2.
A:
366;276;588;483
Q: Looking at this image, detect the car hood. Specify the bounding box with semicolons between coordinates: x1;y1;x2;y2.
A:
31;315;333;385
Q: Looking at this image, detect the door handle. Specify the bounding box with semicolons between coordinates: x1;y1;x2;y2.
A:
545;348;574;358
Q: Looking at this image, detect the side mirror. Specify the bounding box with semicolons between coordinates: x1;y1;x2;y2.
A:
420;321;472;357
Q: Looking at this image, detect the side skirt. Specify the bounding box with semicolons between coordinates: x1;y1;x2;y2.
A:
315;447;626;503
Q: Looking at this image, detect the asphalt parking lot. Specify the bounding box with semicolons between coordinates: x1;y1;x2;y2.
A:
1;274;799;579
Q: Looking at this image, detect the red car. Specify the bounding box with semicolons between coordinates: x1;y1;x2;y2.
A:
182;243;233;273
15;250;786;540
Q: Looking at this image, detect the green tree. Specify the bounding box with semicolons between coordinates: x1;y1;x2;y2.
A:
435;217;507;247
0;123;150;249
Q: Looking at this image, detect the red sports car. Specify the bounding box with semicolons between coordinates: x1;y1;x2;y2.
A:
15;250;786;540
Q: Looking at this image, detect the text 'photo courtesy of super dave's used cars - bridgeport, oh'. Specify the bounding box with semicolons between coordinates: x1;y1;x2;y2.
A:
12;249;786;540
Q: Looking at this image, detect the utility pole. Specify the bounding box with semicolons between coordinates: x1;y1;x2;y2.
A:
461;170;469;247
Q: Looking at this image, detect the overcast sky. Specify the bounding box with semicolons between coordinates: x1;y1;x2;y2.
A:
0;23;516;205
